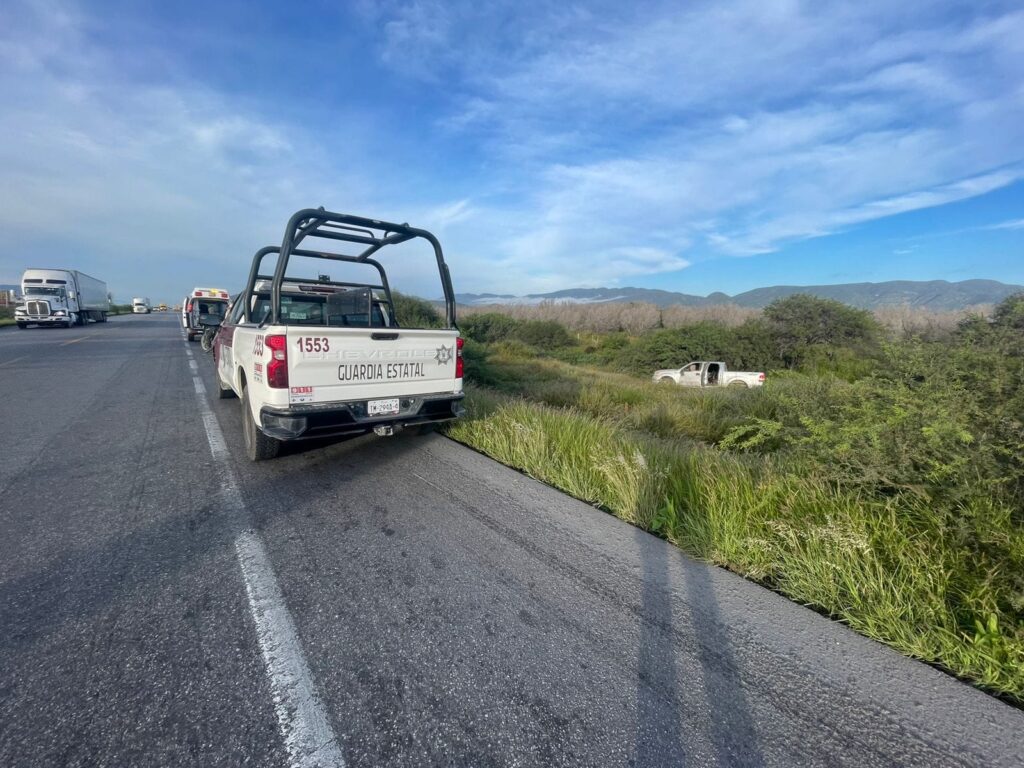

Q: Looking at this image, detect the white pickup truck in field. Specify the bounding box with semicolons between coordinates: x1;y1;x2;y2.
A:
214;208;464;460
653;361;765;388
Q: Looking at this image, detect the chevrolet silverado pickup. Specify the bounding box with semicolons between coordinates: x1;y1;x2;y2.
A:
653;361;765;388
214;208;464;460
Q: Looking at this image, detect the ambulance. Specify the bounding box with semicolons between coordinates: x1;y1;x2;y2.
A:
181;287;231;341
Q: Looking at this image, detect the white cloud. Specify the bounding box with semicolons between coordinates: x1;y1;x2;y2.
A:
2;1;1023;297
989;218;1024;230
367;0;1024;292
0;1;385;298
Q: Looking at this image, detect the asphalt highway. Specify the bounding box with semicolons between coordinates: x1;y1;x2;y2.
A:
1;313;1022;767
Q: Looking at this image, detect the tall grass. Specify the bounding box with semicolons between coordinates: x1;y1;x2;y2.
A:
448;387;1024;702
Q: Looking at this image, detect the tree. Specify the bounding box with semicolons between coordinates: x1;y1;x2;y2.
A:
763;294;881;368
992;292;1024;332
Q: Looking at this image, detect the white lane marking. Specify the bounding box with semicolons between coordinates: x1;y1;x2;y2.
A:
188;348;346;768
412;472;446;494
60;332;97;346
189;359;198;370
235;530;346;768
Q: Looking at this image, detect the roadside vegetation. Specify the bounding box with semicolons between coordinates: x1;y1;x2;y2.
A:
441;293;1024;702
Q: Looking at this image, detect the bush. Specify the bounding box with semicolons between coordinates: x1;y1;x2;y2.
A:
764;294;881;368
514;319;573;348
391;292;443;328
613;322;736;374
461;312;523;343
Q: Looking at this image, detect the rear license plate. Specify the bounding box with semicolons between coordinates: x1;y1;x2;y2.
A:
368;398;400;416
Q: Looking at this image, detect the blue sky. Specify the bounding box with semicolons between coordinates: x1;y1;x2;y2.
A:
1;0;1022;302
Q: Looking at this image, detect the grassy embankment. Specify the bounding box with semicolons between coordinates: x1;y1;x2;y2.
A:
432;294;1024;703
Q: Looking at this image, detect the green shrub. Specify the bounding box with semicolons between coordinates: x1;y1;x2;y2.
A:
513;319;573;348
391;292;443;328
461;312;523;343
764;293;882;369
613;322;736;374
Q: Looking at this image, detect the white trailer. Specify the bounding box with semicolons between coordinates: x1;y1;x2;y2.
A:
15;268;110;328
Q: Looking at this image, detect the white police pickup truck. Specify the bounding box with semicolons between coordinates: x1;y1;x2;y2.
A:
214;208;464;460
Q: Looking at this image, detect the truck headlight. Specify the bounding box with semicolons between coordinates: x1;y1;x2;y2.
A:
53;310;67;316
15;308;25;315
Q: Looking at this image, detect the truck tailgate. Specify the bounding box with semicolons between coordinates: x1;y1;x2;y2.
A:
285;328;460;405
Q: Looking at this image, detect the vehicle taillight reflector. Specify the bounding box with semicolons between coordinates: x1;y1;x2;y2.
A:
266;334;288;388
456;336;464;379
758;372;766;381
186;301;193;312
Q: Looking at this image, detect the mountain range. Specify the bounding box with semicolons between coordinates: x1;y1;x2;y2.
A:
455;279;1024;311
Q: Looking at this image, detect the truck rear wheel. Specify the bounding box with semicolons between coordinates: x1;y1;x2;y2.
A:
241;388;280;461
216;368;235;399
729;380;748;388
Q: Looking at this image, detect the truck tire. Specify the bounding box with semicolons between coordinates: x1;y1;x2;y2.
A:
99;312;107;323
241;388;280;461
659;376;675;385
63;320;72;328
728;380;748;388
216;369;236;399
16;323;27;330
77;312;87;326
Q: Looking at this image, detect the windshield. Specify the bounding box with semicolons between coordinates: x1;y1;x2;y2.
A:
25;287;63;296
194;300;227;316
249;294;389;327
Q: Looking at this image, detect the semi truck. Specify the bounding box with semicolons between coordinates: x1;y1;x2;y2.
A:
132;297;152;314
14;268;110;328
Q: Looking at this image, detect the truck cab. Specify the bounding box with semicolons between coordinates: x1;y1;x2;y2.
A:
132;297;151;314
15;268;110;328
215;207;464;460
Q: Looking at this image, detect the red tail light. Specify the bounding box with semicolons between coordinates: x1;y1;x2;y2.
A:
266;334;288;388
758;372;766;381
186;301;193;312
455;336;464;379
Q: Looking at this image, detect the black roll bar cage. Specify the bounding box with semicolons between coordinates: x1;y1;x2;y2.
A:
241;207;457;328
